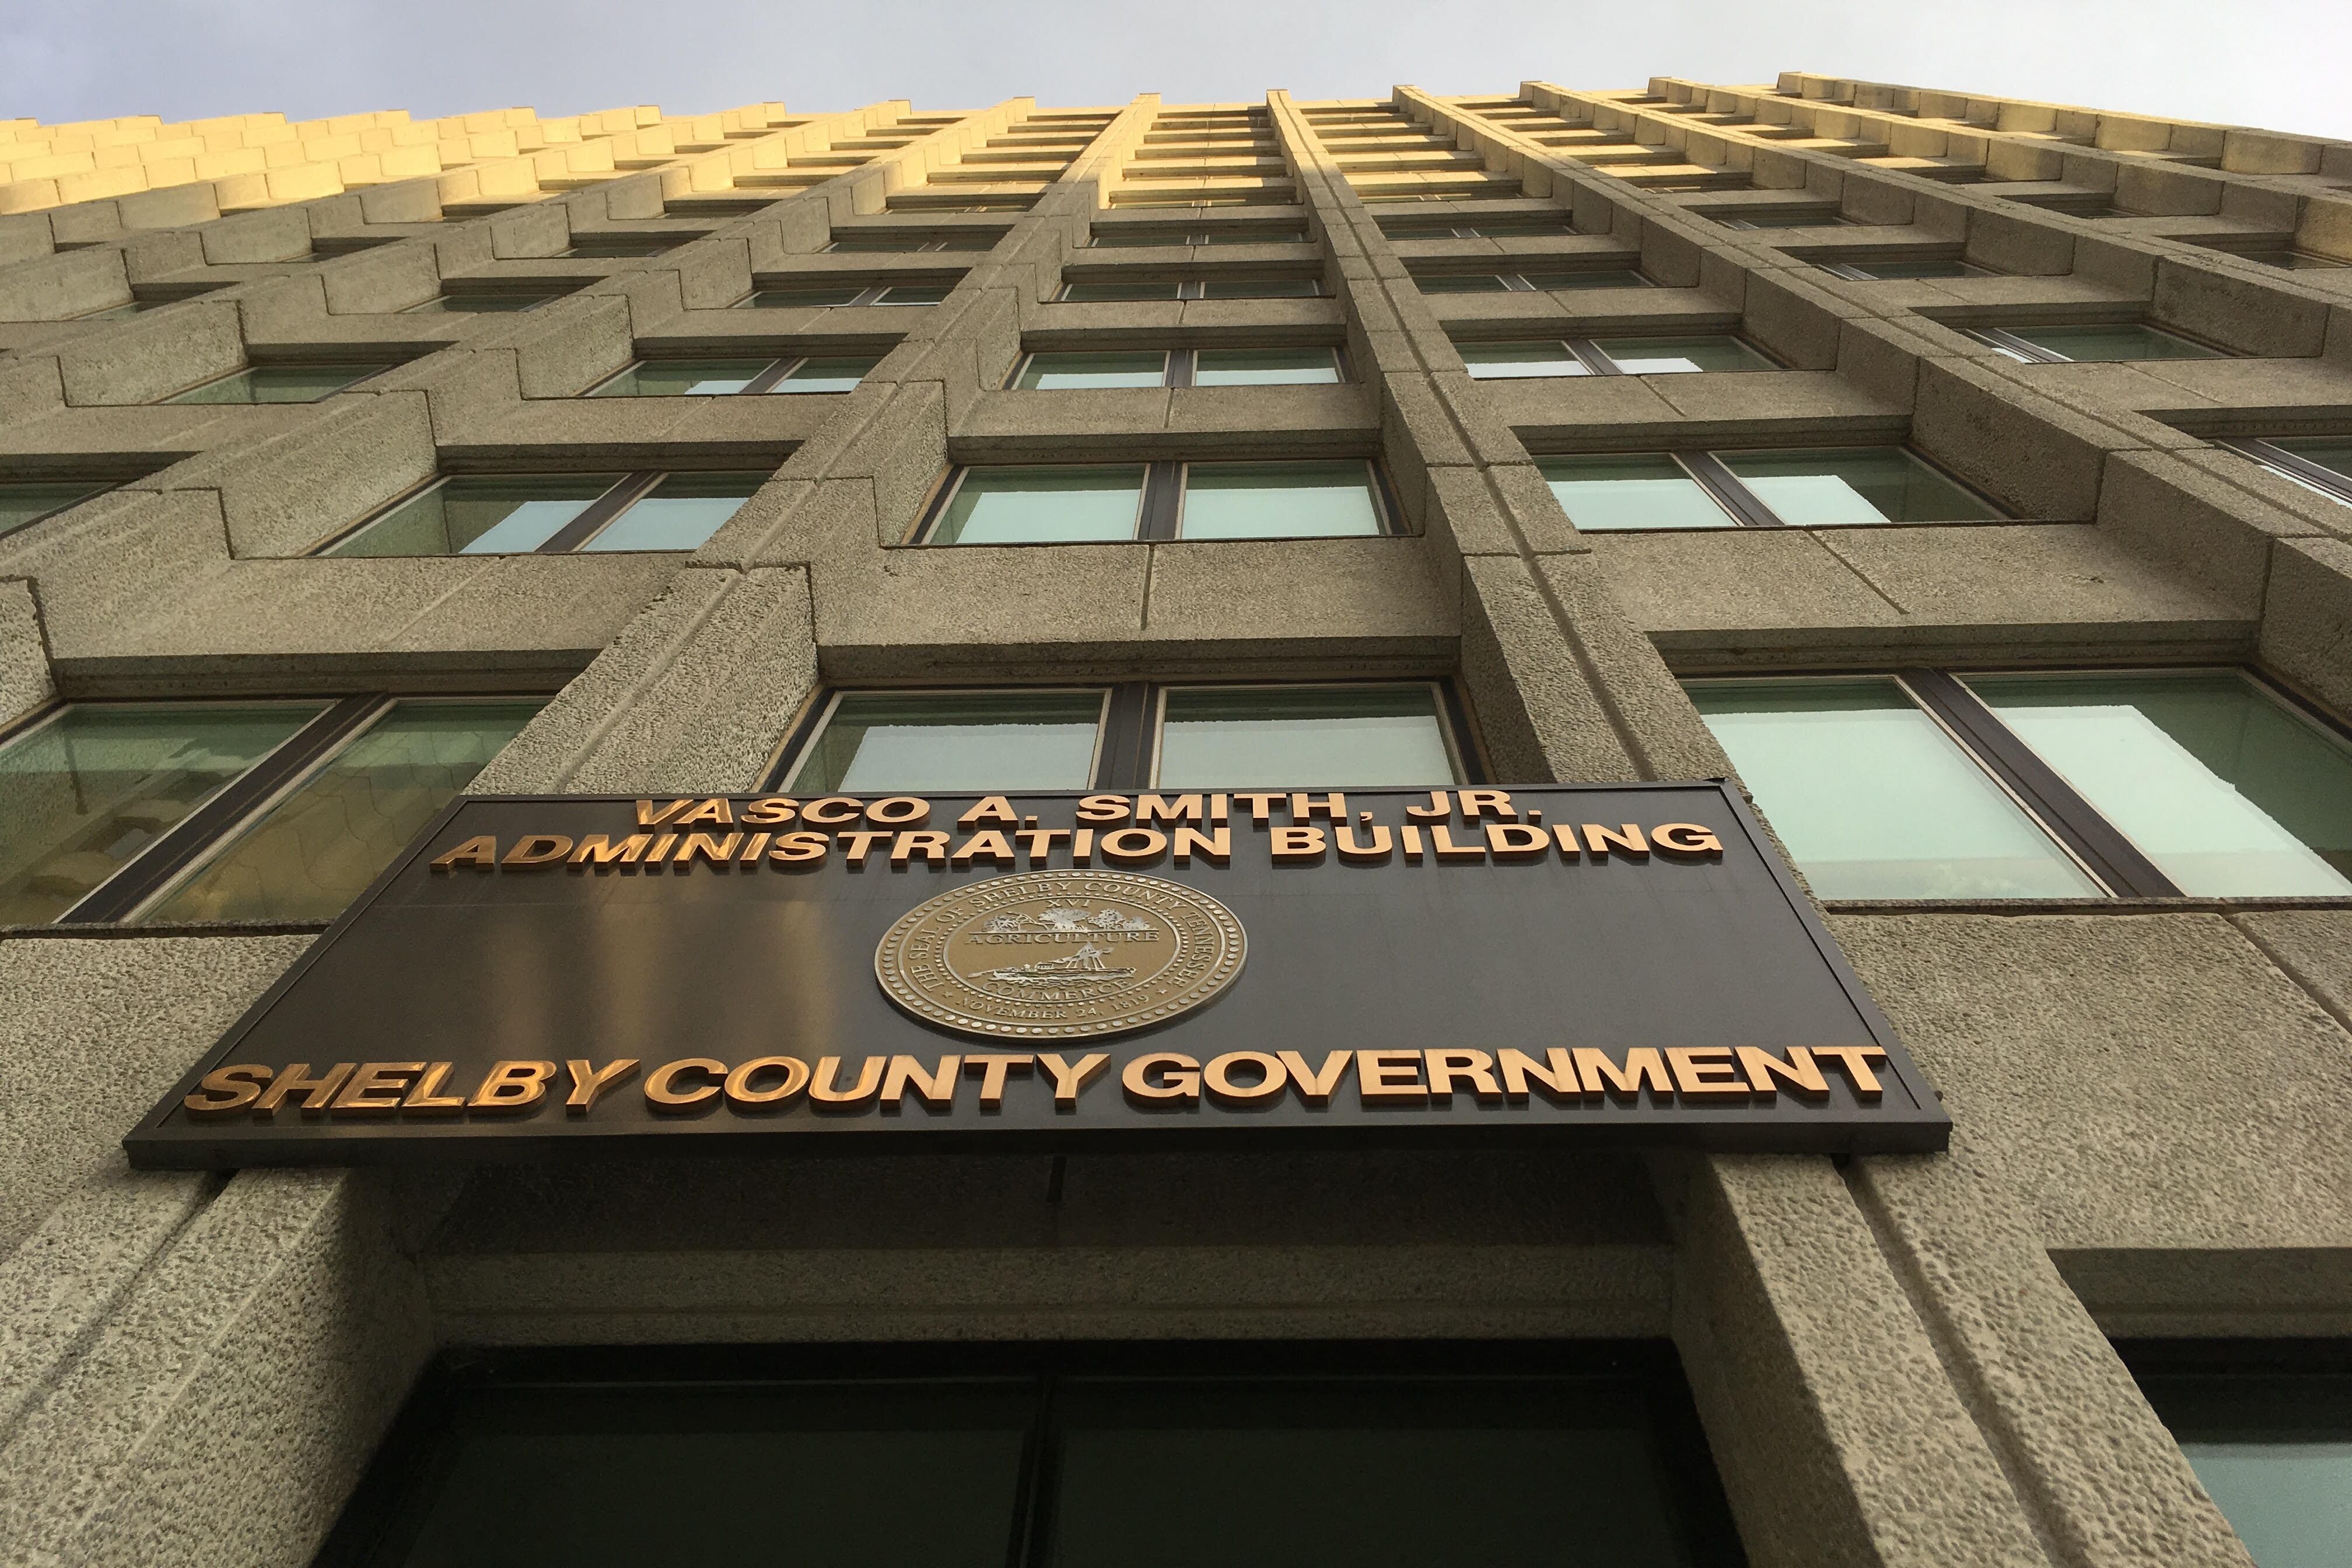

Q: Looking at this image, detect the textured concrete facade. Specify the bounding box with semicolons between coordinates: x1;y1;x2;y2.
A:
3;73;2351;1566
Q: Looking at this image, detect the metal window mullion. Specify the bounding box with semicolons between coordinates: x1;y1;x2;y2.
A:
1818;262;1873;281
1679;451;1784;528
1564;338;1620;376
2230;439;2352;506
57;695;390;925
1972;326;2067;363
738;358;797;394
850;286;890;306
1139;463;1183;541
1899;668;2182;897
1502;274;1538;292
540;472;661;554
1166;350;1195;388
1093;683;1155;790
1179;280;1205;300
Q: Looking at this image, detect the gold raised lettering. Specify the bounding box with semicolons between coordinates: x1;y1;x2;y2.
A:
1037;1052;1110;1107
1203;1051;1288;1104
645;1057;725;1112
564;1058;640;1113
1667;1046;1749;1100
183;1064;272;1117
431;836;498;870
331;1062;422;1116
1122;1052;1200;1102
1740;1046;1831;1102
467;1059;556;1114
1356;1049;1427;1103
725;1056;812;1111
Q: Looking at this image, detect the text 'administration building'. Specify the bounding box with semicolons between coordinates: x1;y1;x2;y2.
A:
3;68;2352;1568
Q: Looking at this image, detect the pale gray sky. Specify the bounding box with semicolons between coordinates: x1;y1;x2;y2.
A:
5;0;2344;142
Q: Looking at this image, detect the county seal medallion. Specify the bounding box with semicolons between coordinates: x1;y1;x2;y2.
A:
874;871;1247;1041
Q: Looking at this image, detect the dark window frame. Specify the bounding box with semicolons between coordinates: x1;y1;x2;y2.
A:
1054;275;1326;302
738;276;964;309
910;457;1402;545
2217;436;2352;507
1538;445;2007;531
825;232;1008;253
1964;321;2234;363
0;477;116;540
1813;256;1991;281
766;678;1486;792
314;469;770;557
1003;345;1349;391
583;352;879;397
1412;265;1654;293
1457;334;1783;377
1088;228;1308;247
159;360;397;405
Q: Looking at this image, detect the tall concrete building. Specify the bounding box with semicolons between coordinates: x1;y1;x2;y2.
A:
3;71;2351;1568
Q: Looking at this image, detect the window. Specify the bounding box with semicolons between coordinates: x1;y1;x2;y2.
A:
0;696;542;925
1416;268;1648;293
1537;448;1999;531
1459;335;1776;378
557;237;685;258
0;478;110;541
919;460;1391;544
827;233;1002;252
781;682;1469;792
1967;324;2227;363
1380;218;1576;239
317;1347;1740;1568
1817;258;1989;281
2124;1343;2352;1568
402;290;565;314
2217;436;2352;506
588;354;880;396
323;471;766;556
1091;226;1306;247
164;363;391;405
738;282;956;308
1707;207;1850;230
1010;347;1342;389
1057;276;1322;302
1689;668;2352;900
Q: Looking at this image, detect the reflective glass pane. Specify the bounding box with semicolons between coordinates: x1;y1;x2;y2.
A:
1717;447;1999;526
1539;456;1734;530
590;359;775;397
792;691;1104;792
1521;269;1650;289
1965;671;2352;896
936;234;1003;251
145;699;542;923
1015;352;1169;390
772;355;881;394
1192;348;1342;386
740;286;864;308
1199;278;1318;299
1688;677;2099;898
169;365;377;404
827;236;930;252
1060;282;1183;302
876;284;953;304
354;1380;1031;1568
1463;220;1574;237
2137;1366;2352;1568
1048;1375;1713;1568
1844;258;1982;279
329;475;618;557
561;239;673;257
2268;438;2352;484
1179;460;1381;539
933;466;1146;544
404;292;555;314
1091;230;1181;247
1594;336;1776;374
0;481;106;540
1458;341;1588;379
1717;209;1843;229
1202;229;1304;244
1416;274;1515;293
0;702;326;924
2006;324;2224;362
1157;685;1456;788
582;473;764;552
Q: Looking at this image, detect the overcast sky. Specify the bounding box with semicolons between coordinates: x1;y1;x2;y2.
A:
6;0;2345;143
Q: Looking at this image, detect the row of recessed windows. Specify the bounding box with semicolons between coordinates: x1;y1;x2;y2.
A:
1451;322;2235;379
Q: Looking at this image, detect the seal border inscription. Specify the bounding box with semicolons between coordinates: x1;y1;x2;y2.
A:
874;871;1247;1041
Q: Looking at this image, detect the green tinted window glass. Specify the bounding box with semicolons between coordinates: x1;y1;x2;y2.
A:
0;481;106;540
1062;281;1184;302
1048;1376;1707;1568
1843;258;1982;279
876;284;953;304
935;233;1003;251
933;466;1146;544
1193;348;1341;386
352;1380;1032;1568
1157;685;1455;788
827;236;930;252
1688;678;2099;899
740;286;863;308
1594;336;1776;373
1091;230;1182;247
2136;1366;2352;1568
1718;209;1843;229
1521;269;1649;289
1965;671;2352;896
404;292;556;314
2269;438;2352;484
1199;277;1318;299
1416;274;1514;293
2259;251;2349;270
1462;219;1574;237
2007;324;2224;361
583;473;763;552
773;355;880;393
792;691;1104;792
144;699;542;923
1201;229;1304;244
590;359;775;397
1180;460;1381;539
560;239;675;257
1015;352;1169;390
328;475;618;556
79;302;142;320
0;702;326;924
1458;341;1588;379
169;365;379;404
1539;456;1734;531
1717;447;1999;526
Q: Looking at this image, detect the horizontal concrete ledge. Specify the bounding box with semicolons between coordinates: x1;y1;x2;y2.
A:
1651;622;2259;670
51;649;595;697
2057;1247;2352;1338
814;636;1459;684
